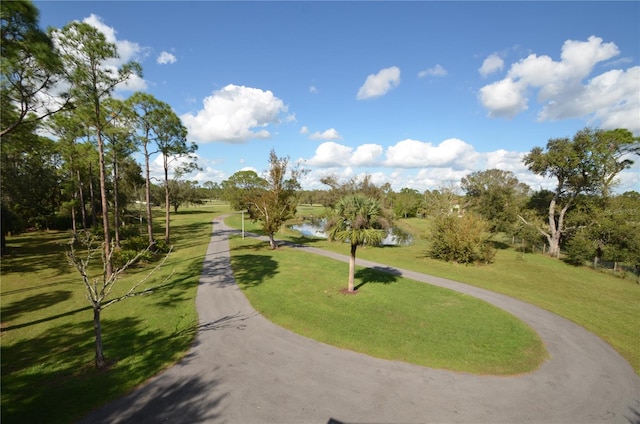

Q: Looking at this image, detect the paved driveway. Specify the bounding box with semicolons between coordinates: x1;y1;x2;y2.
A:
79;216;640;423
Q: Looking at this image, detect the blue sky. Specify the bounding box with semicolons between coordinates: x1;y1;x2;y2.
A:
35;1;640;193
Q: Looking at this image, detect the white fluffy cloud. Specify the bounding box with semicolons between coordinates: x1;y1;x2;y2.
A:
181;84;288;143
418;64;448;78
384;138;477;168
82;14;148;91
157;51;177;64
478;36;638;133
309;128;341;141
479;53;504;77
304;142;383;167
356;66;401;100
299;138;559;192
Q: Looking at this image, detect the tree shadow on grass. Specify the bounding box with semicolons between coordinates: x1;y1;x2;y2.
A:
230;253;278;288
1;290;74;322
2;313;208;424
2;231;73;276
169;221;211;247
354;266;400;290
151;257;203;308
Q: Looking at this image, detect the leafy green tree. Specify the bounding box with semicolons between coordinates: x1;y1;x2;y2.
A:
127;92;175;246
429;213;495;265
565;192;640;269
591;129;640;200
168;179;205;213
55;21;142;275
320;174;387;208
326;194;390;292
48;110;87;238
419;186;462;218
392;187;421;218
155;113;197;244
461;169;530;234
202;181;223;200
0;122;61;252
522;127;639;258
102;98;138;248
251;150;304;249
1;0;68;137
222;170;268;216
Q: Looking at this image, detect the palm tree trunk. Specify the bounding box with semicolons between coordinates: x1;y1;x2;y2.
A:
348;243;357;292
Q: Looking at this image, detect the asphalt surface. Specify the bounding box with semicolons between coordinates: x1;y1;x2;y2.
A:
79;216;640;424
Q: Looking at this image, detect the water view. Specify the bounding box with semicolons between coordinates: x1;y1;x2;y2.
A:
290;219;413;246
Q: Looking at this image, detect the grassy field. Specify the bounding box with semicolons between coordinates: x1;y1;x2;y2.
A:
229;234;547;375
2;202;638;423
0;203;225;424
236;209;640;375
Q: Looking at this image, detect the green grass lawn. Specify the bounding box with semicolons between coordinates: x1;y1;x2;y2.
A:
229;234;547;375
2;203;638;423
253;213;640;375
0;203;226;424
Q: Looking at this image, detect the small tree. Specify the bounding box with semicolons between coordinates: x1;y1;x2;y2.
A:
66;234;172;369
251;150;304;249
222;170;268;217
429;213;495;265
326;194;390;292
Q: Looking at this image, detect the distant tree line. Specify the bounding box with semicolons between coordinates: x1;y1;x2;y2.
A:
3;1;639;275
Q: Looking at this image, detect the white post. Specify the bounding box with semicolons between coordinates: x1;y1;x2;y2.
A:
242;211;245;239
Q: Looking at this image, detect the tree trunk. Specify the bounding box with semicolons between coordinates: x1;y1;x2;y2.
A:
547;196;560;257
70;202;77;240
93;305;105;369
77;170;87;230
268;232;277;249
89;162;97;228
164;166;170;244
112;157;121;249
348;244;357;292
144;143;154;247
96;130;113;277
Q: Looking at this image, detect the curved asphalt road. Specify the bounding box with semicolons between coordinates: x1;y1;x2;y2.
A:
80;216;640;423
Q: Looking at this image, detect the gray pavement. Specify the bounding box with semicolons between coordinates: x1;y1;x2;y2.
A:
79;216;640;423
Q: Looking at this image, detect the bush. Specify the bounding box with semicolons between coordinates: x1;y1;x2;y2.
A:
429;213;495;264
564;231;594;266
123;236;149;252
112;248;152;269
152;239;171;254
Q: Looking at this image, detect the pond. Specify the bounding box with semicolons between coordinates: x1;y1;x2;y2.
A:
289;218;413;246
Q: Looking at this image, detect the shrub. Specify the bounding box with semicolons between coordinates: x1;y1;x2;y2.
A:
429;213;495;264
123;236;148;252
564;231;594;266
152;239;171;254
112;248;152;269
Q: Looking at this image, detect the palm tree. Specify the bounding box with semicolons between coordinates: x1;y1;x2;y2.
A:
326;194;390;292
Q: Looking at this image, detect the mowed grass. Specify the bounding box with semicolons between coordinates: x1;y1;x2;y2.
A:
0;203;225;424
261;212;640;375
229;234;547;375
